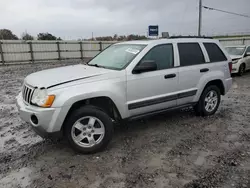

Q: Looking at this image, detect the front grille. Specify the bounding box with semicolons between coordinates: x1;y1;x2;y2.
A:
22;84;34;104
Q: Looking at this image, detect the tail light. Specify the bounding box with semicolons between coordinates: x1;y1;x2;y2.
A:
228;62;232;73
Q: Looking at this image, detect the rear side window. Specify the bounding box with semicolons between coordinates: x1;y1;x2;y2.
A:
141;44;174;70
178;43;205;66
204;43;227;62
246;46;250;53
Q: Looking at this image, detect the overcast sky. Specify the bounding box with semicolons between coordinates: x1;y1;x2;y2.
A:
0;0;249;39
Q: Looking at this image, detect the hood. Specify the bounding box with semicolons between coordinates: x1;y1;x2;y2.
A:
229;55;242;60
25;64;114;88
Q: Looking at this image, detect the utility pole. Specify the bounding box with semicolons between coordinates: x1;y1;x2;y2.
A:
198;0;202;36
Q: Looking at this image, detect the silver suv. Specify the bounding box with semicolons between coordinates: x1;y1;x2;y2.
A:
17;38;232;153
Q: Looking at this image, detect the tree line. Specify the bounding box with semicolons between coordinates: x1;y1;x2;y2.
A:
90;34;147;41
0;29;62;40
0;29;148;41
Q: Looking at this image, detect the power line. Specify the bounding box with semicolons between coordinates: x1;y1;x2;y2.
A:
203;6;250;18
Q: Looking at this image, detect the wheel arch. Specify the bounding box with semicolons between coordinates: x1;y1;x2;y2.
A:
203;79;225;95
61;96;122;132
241;62;246;67
238;62;246;75
194;78;225;103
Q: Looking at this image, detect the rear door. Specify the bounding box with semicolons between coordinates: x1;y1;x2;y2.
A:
176;42;208;106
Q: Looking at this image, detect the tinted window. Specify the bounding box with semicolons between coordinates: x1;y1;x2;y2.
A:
178;43;205;66
204;43;227;62
246;46;250;53
141;44;174;70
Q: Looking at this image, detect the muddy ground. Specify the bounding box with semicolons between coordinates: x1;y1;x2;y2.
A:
0;61;250;188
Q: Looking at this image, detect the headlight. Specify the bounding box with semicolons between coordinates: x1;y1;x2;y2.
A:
31;89;55;107
232;58;240;64
232;60;239;64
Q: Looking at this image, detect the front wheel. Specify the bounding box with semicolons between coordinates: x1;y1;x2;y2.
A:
194;85;221;116
238;64;245;76
64;105;114;154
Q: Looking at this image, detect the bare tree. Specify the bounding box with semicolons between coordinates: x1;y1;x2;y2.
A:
21;32;34;40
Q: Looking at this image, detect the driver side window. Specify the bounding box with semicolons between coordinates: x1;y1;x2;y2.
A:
140;44;174;70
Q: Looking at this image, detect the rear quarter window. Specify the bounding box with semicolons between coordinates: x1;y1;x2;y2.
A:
203;43;227;62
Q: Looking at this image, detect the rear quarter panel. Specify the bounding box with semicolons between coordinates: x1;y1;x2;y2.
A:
193;68;225;102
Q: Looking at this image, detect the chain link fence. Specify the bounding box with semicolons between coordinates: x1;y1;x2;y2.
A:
1;37;250;65
0;40;116;65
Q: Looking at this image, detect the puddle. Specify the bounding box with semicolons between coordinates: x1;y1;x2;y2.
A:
0;168;33;188
232;82;238;89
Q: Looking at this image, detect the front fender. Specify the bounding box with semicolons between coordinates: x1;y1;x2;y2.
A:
232;59;244;73
50;79;128;122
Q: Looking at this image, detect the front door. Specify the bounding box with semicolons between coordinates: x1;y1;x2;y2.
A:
126;44;178;117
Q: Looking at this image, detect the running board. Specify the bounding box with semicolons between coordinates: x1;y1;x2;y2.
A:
126;103;196;121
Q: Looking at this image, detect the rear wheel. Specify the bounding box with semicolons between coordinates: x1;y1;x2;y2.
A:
64;105;114;154
194;85;221;116
238;64;245;76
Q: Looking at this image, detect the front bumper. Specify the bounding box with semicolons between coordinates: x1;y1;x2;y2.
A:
16;93;62;138
231;63;239;74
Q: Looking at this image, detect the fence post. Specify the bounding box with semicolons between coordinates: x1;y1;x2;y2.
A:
99;41;102;52
57;41;61;60
29;41;34;63
80;41;84;60
243;38;245;45
0;41;4;65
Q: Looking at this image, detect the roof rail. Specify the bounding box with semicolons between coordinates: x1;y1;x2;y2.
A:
169;36;213;39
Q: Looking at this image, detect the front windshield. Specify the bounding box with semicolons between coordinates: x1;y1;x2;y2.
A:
225;47;246;56
88;44;146;70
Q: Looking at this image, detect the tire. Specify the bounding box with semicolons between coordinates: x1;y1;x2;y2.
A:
64;105;114;154
194;85;221;116
238;64;245;76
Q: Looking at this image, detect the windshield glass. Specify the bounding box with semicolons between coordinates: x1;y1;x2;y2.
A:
88;44;146;70
225;47;246;56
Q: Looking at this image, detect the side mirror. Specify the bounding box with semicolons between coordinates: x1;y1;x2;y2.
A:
245;52;250;57
132;60;157;74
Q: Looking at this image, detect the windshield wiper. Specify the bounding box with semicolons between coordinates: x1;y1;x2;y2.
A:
88;64;99;67
87;64;107;69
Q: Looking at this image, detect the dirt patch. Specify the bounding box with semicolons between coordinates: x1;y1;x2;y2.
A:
1;62;250;188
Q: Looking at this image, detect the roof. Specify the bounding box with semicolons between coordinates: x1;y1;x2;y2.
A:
225;45;247;48
169;36;213;39
115;38;218;46
114;40;153;45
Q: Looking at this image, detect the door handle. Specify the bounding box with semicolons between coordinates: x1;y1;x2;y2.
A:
164;74;176;79
200;68;209;73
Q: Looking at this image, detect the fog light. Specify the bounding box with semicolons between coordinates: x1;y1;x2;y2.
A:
31;115;38;125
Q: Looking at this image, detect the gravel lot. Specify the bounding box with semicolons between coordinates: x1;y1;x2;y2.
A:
0;62;250;188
